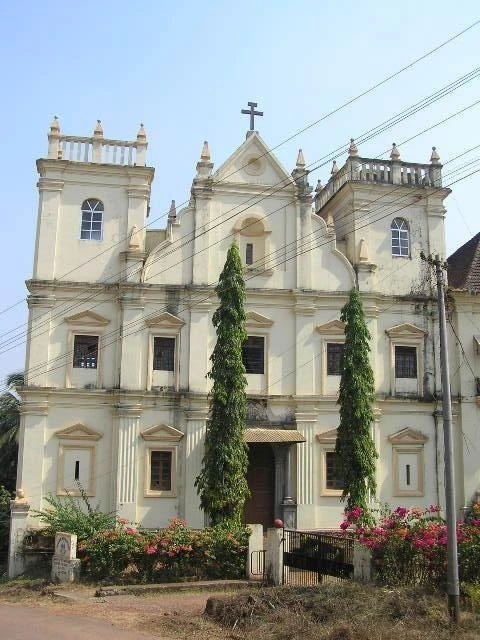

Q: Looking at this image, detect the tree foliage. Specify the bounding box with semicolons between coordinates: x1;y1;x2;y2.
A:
195;243;250;525
0;372;24;491
335;289;377;516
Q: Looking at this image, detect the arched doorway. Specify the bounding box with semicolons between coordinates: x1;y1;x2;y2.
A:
243;444;275;530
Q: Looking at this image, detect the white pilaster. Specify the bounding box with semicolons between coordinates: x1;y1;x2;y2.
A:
188;303;211;393
33;178;64;280
119;295;145;390
25;294;55;387
113;403;142;523
184;406;208;528
295;410;317;527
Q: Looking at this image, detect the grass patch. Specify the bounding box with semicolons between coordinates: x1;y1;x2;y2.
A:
205;583;480;639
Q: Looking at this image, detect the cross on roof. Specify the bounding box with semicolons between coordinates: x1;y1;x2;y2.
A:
241;101;263;131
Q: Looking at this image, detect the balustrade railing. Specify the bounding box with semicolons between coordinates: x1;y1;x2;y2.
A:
56;136;140;166
315;156;441;212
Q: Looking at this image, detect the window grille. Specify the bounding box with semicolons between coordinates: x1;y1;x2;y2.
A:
246;243;253;265
395;346;417;378
391;218;409;257
73;335;98;369
327;343;344;375
325;452;344;490
153;337;175;371
150;451;172;491
81;199;104;240
242;336;265;374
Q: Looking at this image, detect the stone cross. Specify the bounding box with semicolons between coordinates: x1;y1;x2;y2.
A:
241;101;263;131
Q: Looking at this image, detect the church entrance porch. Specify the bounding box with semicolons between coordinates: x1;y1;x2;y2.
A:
242;428;305;530
243;444;275;530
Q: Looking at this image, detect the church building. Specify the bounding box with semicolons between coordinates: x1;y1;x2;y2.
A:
9;109;478;576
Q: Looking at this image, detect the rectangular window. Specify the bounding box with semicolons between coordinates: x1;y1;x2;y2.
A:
325;451;344;490
81;211;103;241
395;346;417;378
327;343;344;375
246;243;253;265
153;337;175;371
73;335;99;369
242;336;265;374
150;451;172;491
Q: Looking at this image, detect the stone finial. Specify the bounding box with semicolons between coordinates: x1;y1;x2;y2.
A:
390;143;400;160
200;140;210;162
315;179;322;193
50;116;60;133
137;123;146;140
13;488;29;505
296;148;306;169
430;146;440;164
168;200;177;221
93;119;103;137
196;141;214;179
331;160;339;175
348;138;359;157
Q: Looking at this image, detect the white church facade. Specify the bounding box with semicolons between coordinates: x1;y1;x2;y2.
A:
9;114;479;575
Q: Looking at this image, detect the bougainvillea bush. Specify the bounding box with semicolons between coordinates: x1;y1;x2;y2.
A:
78;518;249;583
340;503;480;587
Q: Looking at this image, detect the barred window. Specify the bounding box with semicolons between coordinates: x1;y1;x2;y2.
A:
391;218;409;257
327;343;344;375
395;346;417;378
153;337;175;371
80;199;104;240
73;335;98;369
150;451;172;491
246;243;253;265
325;452;344;490
242;336;265;374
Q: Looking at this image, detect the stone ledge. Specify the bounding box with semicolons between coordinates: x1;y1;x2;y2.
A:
95;579;255;597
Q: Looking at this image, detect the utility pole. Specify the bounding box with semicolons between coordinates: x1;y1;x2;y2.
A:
422;251;460;622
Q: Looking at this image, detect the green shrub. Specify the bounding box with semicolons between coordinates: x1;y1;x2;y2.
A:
79;518;249;583
32;487;116;543
0;485;12;552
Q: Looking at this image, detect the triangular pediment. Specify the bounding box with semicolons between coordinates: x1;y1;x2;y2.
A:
388;428;428;445
141;424;184;442
245;311;274;328
316;428;338;443
213;132;295;188
385;323;427;339
54;423;102;440
316;320;345;335
64;311;110;327
145;312;184;329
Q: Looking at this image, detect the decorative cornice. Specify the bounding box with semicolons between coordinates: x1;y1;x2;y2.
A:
245;311;274;328
19;401;48;416
145;311;185;329
37;178;64;192
315;319;345;335
54;423;102;441
64;310;110;327
113;403;143;418
141;424;184;442
27;294;56;309
388;427;428;445
316;427;338;443
385;323;427;339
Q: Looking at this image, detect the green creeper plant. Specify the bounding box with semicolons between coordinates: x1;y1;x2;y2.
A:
195;243;250;525
335;288;378;519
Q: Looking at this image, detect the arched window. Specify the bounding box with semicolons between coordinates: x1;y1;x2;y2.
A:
391;218;409;257
81;199;104;240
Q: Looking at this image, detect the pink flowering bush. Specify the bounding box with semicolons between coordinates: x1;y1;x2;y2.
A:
340;503;480;587
78;518;248;583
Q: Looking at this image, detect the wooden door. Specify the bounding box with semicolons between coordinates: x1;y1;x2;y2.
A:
243;444;275;530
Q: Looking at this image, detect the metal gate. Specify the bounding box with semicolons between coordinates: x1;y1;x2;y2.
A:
283;530;354;586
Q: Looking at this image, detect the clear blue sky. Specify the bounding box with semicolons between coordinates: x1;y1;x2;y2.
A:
0;0;478;383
